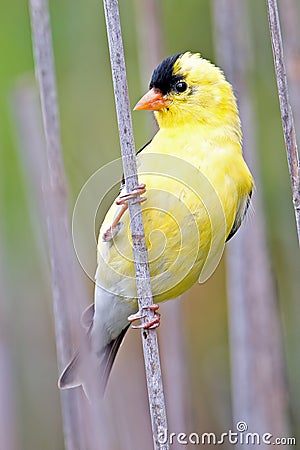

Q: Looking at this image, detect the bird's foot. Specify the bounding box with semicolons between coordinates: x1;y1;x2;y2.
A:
116;183;147;206
102;184;147;242
128;304;160;329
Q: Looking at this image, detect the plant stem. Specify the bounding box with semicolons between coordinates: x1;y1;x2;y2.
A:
267;0;300;245
102;0;168;448
213;0;289;439
28;1;85;448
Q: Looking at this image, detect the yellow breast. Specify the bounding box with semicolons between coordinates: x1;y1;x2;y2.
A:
96;125;253;304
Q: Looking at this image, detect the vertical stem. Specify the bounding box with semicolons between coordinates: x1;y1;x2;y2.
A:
134;0;163;134
278;0;300;136
0;240;19;450
28;1;85;448
134;0;164;86
12;81;113;450
277;0;300;430
213;0;289;440
267;0;300;245
102;1;168;449
159;300;190;437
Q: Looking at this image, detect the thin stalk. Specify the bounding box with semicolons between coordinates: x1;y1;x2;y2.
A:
28;1;85;448
267;0;300;245
213;0;289;440
102;0;168;448
134;0;164;89
278;0;300;136
12;81;112;450
134;0;163;135
0;239;19;450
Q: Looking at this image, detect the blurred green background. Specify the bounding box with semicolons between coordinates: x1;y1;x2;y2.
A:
0;0;300;449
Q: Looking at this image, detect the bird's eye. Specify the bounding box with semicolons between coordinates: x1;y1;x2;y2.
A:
175;81;188;93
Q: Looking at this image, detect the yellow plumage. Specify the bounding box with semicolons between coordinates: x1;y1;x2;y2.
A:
97;52;253;305
59;51;253;393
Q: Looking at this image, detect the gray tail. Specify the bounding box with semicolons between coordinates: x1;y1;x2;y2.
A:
58;303;129;396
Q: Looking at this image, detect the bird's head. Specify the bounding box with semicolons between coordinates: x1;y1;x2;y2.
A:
134;52;240;133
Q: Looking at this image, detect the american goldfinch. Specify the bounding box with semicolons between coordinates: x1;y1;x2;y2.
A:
59;52;253;393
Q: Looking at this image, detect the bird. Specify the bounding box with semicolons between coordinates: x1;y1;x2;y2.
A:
58;51;254;396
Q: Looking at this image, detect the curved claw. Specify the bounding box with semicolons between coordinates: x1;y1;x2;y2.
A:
128;304;160;330
132;315;161;329
116;184;146;205
128;311;147;322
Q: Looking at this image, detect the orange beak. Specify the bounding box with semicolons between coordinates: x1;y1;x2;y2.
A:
134;88;170;111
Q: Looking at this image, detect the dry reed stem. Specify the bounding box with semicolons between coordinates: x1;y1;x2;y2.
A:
102;0;168;448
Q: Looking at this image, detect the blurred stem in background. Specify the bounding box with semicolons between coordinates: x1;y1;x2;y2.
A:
134;0;161;135
0;237;20;450
28;0;86;446
12;82;114;450
277;0;300;433
21;0;117;450
28;0;114;448
213;0;290;442
134;0;164;87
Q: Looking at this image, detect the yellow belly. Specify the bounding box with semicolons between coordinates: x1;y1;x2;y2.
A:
96;130;253;304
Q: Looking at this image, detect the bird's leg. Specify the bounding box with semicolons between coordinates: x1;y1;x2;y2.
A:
102;184;147;242
102;204;128;242
128;304;161;329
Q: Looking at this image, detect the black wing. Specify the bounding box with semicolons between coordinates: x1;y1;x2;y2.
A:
226;191;252;242
119;139;153;192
